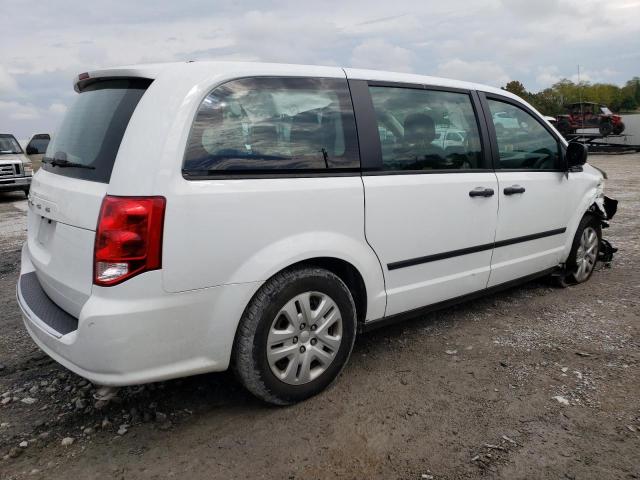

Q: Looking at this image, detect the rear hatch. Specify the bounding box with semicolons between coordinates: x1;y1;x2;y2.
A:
27;78;151;318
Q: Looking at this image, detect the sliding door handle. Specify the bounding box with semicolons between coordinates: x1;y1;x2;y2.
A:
504;185;526;195
469;187;495;197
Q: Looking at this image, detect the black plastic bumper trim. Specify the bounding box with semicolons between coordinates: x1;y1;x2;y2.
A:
19;272;78;336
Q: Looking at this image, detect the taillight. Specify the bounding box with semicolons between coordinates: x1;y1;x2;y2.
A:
94;196;166;286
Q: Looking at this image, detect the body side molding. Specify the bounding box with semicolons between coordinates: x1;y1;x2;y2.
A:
387;228;566;271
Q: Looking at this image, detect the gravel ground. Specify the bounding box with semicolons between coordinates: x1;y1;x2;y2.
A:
0;155;638;480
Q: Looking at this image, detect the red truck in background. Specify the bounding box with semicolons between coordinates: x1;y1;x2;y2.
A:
556;102;625;137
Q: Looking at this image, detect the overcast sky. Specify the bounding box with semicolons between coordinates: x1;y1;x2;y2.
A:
2;0;639;139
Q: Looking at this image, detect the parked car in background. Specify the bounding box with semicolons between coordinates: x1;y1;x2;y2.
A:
0;133;33;197
433;128;466;149
556;102;625;136
25;134;51;171
17;62;616;405
491;110;520;132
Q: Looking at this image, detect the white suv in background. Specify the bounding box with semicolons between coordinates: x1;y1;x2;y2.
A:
17;62;617;405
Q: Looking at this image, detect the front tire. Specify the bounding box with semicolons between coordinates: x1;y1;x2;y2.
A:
557;215;601;286
233;266;357;405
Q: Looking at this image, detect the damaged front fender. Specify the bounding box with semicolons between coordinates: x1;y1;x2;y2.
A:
590;195;619;264
591;195;618;223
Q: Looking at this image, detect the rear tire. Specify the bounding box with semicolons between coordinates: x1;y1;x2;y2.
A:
612;122;625;135
599;121;613;136
556;215;601;286
233;266;357;405
23;187;30;198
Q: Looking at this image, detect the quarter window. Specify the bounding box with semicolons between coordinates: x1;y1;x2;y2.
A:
183;77;360;174
26;136;50;155
369;86;485;171
487;99;560;170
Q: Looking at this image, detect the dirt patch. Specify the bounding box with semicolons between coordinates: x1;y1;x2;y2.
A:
0;156;639;479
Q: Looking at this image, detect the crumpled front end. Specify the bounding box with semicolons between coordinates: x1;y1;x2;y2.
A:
592;194;618;264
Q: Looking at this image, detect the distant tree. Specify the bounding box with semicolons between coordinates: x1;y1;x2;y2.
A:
552;79;580;106
500;76;639;116
619;94;638;112
502;80;529;99
530;88;563;116
624;77;640;105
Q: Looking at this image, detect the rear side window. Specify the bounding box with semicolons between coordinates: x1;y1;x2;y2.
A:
183;77;360;176
43;79;151;183
369;86;484;171
26;135;50;155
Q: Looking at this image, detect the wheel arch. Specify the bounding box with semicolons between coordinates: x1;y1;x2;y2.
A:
288;257;369;325
225;232;386;323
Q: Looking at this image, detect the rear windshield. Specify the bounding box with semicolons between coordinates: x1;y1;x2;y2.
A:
42;79;151;183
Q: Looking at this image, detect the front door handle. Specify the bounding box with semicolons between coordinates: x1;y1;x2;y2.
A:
469;187;495;198
504;185;526;195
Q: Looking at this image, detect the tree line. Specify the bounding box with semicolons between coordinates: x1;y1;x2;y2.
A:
502;77;640;116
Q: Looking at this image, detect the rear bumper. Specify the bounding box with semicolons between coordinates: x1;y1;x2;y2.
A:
0;177;30;191
17;243;261;386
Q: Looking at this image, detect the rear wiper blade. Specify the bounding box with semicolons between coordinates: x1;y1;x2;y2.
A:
43;157;95;169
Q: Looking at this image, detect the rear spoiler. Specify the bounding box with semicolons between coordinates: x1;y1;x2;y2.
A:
73;66;163;92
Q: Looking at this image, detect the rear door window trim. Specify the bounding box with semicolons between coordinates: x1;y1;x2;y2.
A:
350;80;492;174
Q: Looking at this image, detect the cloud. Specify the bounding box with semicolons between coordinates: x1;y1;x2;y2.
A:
0;101;41;121
499;0;574;18
435;59;510;87
351;39;414;73
0;66;18;94
48;102;68;115
1;0;639;138
536;65;621;87
536;66;562;86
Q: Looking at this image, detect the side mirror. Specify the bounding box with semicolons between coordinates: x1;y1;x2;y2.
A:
566;142;587;169
26;145;37;155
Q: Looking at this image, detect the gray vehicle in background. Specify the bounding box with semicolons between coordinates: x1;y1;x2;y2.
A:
0;134;33;197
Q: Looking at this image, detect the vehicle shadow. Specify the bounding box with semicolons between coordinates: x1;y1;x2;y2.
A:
5;276;554;446
108;279;550;411
0;191;28;204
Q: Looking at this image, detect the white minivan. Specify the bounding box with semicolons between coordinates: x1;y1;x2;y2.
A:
17;62;617;405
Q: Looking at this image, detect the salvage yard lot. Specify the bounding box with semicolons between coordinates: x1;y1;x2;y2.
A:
0;154;638;480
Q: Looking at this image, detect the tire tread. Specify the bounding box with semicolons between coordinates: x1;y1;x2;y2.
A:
233;266;356;405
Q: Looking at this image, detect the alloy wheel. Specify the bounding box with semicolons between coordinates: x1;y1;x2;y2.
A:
574;226;599;282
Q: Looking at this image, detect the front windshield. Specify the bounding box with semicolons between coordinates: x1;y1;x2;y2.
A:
0;135;23;154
